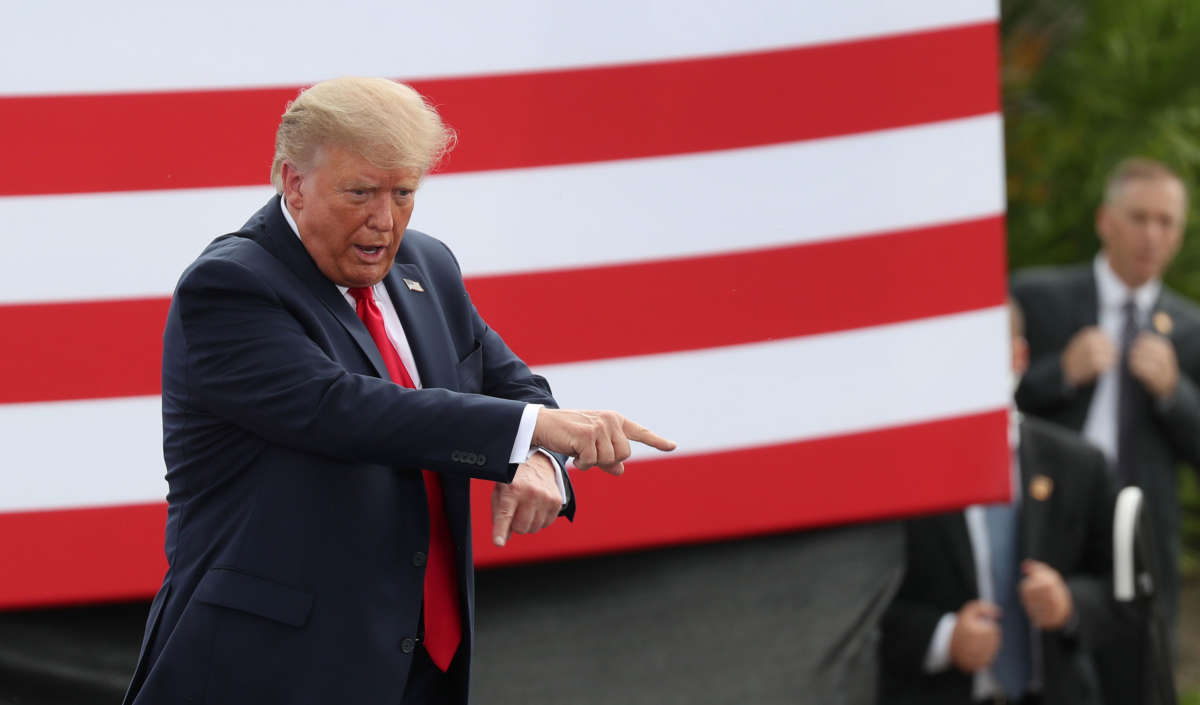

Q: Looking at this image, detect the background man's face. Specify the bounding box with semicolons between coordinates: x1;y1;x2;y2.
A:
285;144;420;288
1097;177;1187;288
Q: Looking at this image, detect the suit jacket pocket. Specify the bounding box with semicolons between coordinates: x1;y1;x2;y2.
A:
456;340;483;393
195;567;313;627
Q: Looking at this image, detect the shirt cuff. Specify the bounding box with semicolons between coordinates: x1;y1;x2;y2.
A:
924;613;957;674
529;448;567;505
508;403;542;464
508;404;567;506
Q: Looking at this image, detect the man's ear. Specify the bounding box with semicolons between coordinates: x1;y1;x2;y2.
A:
1095;203;1111;247
281;161;305;210
1012;336;1030;378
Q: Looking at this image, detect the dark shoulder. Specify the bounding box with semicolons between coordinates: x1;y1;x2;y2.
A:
1021;415;1105;466
1010;263;1091;300
1161;287;1200;327
175;231;281;300
395;229;459;268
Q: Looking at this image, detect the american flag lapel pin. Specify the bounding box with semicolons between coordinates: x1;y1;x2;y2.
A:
403;278;425;293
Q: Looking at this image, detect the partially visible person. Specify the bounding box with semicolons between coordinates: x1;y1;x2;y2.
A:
1012;157;1200;703
879;301;1117;704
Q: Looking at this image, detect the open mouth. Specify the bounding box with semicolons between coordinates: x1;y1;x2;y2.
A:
355;245;384;256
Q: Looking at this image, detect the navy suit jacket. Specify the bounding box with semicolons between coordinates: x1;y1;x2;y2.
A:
124;196;572;705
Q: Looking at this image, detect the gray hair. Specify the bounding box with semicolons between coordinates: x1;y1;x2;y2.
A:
1103;156;1186;207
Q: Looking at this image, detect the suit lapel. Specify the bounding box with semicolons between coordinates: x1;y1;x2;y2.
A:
1153;289;1182;342
1072;266;1101;412
1018;424;1050;562
1079;265;1100;327
382;264;459;391
382;263;473;548
940;514;978;595
253;197;391;380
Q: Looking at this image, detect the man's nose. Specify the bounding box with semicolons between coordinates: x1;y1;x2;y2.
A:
366;196;394;231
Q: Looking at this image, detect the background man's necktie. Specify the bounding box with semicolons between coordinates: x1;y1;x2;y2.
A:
349;286;462;671
985;498;1032;699
1116;298;1141;487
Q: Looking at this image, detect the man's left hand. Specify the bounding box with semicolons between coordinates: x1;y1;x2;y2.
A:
491;453;562;547
1129;332;1180;400
1018;560;1073;630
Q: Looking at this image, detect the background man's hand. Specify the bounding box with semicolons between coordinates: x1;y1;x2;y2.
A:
491;453;561;547
1019;560;1074;630
1128;332;1179;399
1061;326;1117;387
949;600;1002;673
532;409;676;475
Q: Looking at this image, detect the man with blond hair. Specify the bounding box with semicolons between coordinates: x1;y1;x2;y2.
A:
1013;157;1200;703
122;77;674;705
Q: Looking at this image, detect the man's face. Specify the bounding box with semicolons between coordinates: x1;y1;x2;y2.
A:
1097;177;1187;288
283;144;421;288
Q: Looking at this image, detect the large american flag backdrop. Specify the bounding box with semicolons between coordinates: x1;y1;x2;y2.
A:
0;1;1010;608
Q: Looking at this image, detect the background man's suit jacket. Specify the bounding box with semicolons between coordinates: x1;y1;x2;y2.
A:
123;197;572;705
1013;263;1200;625
879;417;1116;705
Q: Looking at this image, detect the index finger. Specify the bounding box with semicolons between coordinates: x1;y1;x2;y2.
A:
492;486;518;547
972;601;1002;620
621;418;677;452
1021;559;1046;574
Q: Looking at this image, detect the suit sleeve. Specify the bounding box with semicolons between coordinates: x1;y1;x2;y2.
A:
881;520;954;678
1153;361;1200;469
881;595;950;676
1012;280;1080;415
1016;355;1077;414
172;255;525;482
435;238;577;515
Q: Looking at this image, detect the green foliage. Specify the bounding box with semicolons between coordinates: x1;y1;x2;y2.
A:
1000;3;1200;693
1002;0;1200;299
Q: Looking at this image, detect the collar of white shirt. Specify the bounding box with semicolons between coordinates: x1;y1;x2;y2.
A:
1093;253;1160;320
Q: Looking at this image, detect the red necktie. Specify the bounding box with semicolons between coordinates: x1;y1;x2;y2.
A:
348;286;462;671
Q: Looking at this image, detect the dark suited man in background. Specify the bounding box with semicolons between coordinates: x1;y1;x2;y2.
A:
1012;157;1200;703
880;301;1117;704
122;76;674;705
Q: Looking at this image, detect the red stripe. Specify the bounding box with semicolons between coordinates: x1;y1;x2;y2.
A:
1;297;170;404
0;216;1005;405
0;410;1007;608
472;409;1011;566
0;22;999;197
0;502;167;608
471;215;1007;365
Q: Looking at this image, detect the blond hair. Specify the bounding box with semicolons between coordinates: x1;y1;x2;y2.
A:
270;77;455;192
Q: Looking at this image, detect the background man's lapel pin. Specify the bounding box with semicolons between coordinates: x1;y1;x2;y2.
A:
403;278;425;293
1153;310;1173;336
1030;475;1053;502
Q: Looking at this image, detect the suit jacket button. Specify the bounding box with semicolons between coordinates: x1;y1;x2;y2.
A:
412;551;427;567
401;638;416;654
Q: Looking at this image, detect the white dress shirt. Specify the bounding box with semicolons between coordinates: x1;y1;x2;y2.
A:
1081;254;1161;463
280;199;565;501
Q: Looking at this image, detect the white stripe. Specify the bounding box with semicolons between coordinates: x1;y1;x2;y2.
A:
0;114;1003;304
3;0;997;96
542;306;1011;459
0;307;1009;512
